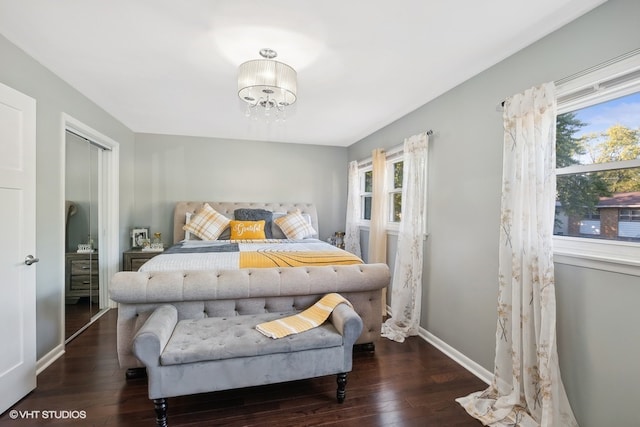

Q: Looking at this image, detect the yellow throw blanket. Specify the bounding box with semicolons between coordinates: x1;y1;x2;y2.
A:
256;293;352;339
239;249;362;268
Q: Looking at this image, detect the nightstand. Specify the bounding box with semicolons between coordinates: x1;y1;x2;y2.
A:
122;248;164;271
65;252;99;303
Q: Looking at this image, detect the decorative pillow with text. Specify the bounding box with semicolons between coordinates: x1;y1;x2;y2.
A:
229;220;266;240
234;208;274;239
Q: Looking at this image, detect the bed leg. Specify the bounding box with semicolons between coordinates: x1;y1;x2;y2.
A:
126;367;147;379
336;373;347;403
153;398;168;427
354;342;375;353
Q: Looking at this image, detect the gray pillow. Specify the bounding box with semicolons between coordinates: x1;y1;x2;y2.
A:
234;208;274;239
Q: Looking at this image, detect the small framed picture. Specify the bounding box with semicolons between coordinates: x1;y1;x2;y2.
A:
131;227;149;248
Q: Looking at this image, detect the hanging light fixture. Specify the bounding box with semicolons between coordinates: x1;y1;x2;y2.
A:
238;48;297;120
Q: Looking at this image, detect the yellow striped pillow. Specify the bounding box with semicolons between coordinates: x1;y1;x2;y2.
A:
274;209;316;240
182;203;230;240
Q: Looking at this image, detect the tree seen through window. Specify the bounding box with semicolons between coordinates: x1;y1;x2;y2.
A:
555;91;640;241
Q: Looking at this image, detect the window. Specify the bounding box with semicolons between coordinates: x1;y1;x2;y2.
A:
553;50;640;274
360;168;372;221
555;90;640;241
389;159;403;222
357;147;405;226
620;209;640;221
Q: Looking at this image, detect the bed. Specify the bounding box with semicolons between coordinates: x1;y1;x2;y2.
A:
109;201;390;372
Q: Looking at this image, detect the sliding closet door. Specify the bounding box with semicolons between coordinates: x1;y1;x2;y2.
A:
64;132;101;340
88;142;100;316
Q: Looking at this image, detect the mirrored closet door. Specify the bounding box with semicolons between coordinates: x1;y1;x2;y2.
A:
64;131;102;341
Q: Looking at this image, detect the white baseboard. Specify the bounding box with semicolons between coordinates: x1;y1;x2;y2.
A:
418;327;493;385
36;344;65;375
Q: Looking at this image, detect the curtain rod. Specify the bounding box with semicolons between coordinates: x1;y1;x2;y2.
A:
555;47;640;86
500;48;640;107
357;129;433;167
388;130;433;155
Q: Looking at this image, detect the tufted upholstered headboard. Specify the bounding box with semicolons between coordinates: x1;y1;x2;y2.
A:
173;201;319;244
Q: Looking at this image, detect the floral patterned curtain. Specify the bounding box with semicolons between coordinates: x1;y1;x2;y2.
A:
457;83;577;426
344;160;361;257
381;132;428;342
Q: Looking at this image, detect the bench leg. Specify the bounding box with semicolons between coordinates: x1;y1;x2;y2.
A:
336;373;347;403
153;398;168;427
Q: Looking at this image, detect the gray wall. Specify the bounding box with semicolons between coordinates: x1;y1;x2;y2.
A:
133;133;348;243
0;34;135;360
349;0;640;425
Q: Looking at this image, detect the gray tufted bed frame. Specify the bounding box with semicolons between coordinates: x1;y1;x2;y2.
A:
110;202;390;375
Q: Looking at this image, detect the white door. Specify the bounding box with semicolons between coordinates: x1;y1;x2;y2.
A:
0;82;37;413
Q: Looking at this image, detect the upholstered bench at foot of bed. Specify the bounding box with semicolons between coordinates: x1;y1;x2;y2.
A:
133;303;363;427
110;264;390;374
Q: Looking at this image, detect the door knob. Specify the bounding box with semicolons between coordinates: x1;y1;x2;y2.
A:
24;255;39;266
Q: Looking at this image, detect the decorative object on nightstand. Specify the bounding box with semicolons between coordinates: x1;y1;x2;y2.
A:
143;232;164;252
77;234;95;253
327;232;345;248
131;227;150;248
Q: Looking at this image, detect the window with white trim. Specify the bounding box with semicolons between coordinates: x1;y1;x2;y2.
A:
360;167;372;221
357;147;404;225
553;50;640;273
388;157;403;223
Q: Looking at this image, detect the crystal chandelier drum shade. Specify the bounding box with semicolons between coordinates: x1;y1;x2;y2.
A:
237;50;297;112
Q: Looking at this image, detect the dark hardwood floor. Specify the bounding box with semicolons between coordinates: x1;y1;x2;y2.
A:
1;309;485;426
64;297;97;340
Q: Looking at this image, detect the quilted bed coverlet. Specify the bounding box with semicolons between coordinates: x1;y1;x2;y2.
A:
138;239;363;272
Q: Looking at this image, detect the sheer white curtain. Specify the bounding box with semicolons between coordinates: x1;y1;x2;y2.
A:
457;83;577;427
368;149;388;311
344;160;361;257
381;132;428;343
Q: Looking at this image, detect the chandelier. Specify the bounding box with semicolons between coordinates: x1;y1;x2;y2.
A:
237;48;297;120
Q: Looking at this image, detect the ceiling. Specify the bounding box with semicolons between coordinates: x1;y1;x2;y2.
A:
0;0;606;147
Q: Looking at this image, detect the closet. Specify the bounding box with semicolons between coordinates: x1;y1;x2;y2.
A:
64;130;102;341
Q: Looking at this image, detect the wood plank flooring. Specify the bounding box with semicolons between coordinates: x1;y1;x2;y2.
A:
1;309;485;426
64;297;96;340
